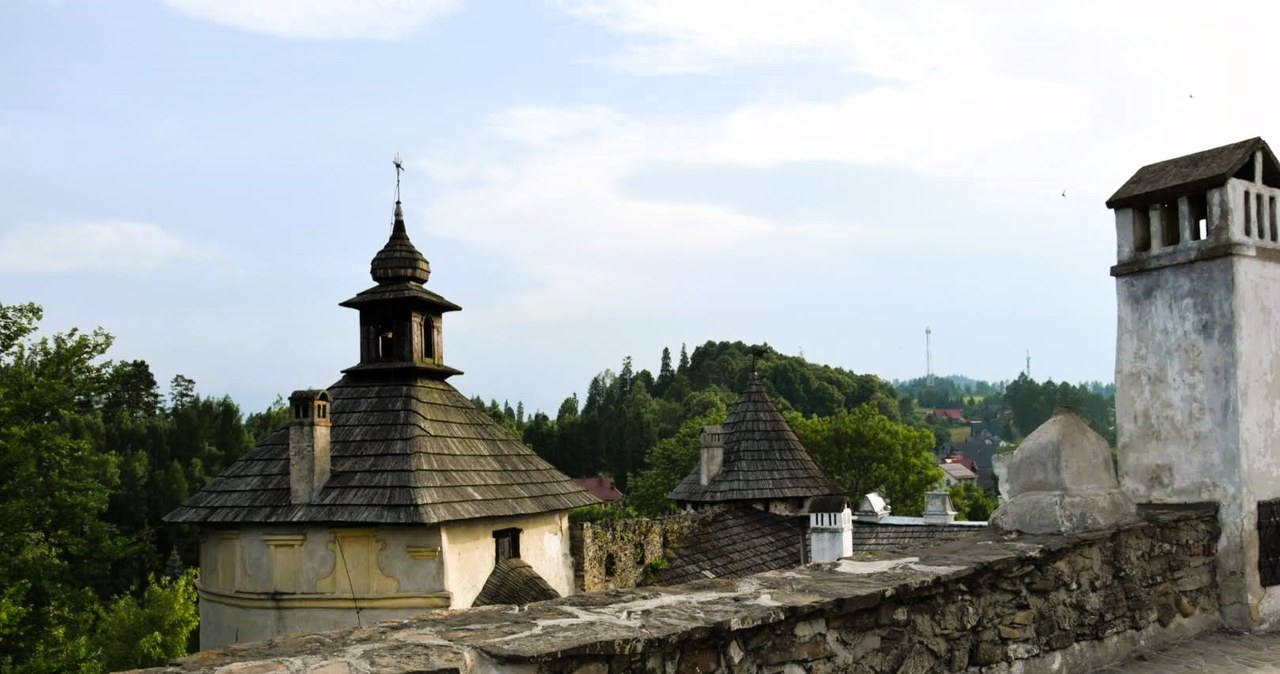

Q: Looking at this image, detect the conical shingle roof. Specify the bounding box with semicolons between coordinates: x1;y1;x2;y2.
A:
669;372;843;504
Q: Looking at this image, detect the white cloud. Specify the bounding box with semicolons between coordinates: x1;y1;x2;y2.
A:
558;0;981;79
0;221;217;274
161;0;460;40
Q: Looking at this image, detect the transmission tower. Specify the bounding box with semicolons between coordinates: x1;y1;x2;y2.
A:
926;327;933;386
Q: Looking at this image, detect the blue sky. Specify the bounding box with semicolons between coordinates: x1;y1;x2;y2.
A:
4;0;1278;415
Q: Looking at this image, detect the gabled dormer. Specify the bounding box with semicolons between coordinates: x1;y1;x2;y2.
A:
340;199;463;380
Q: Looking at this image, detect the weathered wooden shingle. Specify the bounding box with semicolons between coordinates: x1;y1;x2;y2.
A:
472;559;561;607
166;377;597;524
850;520;983;554
646;508;805;585
669;372;842;504
1106;137;1280;209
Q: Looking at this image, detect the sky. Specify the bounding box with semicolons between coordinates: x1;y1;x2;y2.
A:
4;0;1280;415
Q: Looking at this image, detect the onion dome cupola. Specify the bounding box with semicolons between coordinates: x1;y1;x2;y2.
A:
340;162;462;380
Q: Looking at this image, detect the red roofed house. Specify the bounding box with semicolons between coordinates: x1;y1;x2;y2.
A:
573;477;625;502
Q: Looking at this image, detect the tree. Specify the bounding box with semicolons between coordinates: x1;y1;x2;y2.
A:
790;405;943;516
0;303;125;672
95;570;199;671
947;483;999;521
656;347;674;396
677;343;689;372
627;405;727;516
167;374;196;411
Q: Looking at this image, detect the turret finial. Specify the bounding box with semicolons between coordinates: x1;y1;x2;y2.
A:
393;153;404;202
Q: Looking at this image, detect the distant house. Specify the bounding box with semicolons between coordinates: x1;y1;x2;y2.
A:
165;193;597;649
939;461;978;487
573;477;625;502
932;408;966;424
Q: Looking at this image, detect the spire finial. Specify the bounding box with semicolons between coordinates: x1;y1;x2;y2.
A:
393;153;405;202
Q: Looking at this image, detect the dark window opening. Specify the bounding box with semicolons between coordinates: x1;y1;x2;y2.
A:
1258;499;1280;586
422;316;435;360
1158;202;1179;247
604;552;616;578
1188;193;1207;241
374;321;395;361
1259;194;1267;240
1246;191;1255;238
633;542;645;564
1270;196;1277;242
493;528;521;562
1133;208;1151;253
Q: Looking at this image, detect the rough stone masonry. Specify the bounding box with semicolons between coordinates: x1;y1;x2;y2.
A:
136;505;1218;674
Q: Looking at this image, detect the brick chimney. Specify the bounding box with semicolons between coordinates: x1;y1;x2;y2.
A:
288;389;331;504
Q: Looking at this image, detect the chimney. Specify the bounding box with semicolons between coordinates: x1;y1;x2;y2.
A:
808;497;853;563
923;490;957;524
699;424;725;485
855;491;891;523
289;389;332;504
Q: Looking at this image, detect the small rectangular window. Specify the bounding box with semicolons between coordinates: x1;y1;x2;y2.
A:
493;528;521;562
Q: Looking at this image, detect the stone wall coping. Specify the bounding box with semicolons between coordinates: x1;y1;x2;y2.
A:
138;504;1217;673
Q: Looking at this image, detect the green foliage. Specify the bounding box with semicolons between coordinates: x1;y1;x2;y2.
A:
790;405;943;516
0;303;246;672
1004;373;1114;443
947;483;999;522
626;405;727;517
95;570;200;671
0;303;124;673
642;556;668;573
568;502;639;524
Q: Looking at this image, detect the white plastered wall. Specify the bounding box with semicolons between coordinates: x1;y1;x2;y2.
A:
440;510;573;608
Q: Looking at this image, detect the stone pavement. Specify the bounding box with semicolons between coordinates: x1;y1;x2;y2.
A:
1096;629;1280;673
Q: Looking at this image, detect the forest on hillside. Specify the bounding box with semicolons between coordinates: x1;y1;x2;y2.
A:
0;301;1115;672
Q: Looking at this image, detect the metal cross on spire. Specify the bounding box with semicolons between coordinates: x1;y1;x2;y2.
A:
393;153;405;201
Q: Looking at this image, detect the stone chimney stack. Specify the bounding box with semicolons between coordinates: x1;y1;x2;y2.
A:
922;491;958;525
698;425;725;485
1108;138;1280;630
289;389;332;504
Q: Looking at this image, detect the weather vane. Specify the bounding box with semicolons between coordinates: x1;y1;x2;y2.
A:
393;153;405;201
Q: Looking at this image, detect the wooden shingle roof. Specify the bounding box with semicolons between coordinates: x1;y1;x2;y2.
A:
850;520;983;554
166;378;597;525
472;559;560;607
668;372;842;504
1106;137;1280;209
646;508;804;585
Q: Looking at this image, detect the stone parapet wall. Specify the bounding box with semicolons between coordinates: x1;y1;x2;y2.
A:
578;514;704;591
143;505;1219;674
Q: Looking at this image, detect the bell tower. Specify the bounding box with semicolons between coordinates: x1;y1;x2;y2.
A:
340;159;462;380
